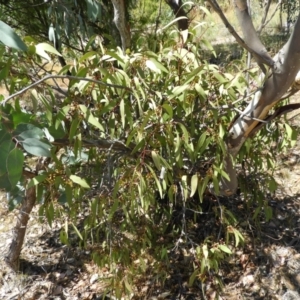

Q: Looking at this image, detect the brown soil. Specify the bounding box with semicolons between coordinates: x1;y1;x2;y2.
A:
2;72;300;300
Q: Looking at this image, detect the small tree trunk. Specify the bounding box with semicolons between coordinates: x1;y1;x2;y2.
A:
111;0;131;52
165;0;189;31
4;186;36;272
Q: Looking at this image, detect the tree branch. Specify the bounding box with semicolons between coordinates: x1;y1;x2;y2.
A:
206;0;274;71
233;0;274;72
221;12;300;195
1;75;131;106
53;138;133;153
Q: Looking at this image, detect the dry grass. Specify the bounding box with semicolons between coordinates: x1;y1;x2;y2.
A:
191;2;287;43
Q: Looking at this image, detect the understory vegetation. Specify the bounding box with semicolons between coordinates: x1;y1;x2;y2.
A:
0;0;300;298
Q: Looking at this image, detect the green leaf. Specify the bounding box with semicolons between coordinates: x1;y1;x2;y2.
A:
0;63;9;81
69;118;81;141
71;222;83;240
146;164;163;198
196;132;207;152
120;99;125;128
86;0;101;22
151;151;161;170
233;228;244;247
285;123;297;146
70;175;90;188
201;39;216;57
172;85;189;96
105;50;125;64
36;42;62;60
45;202;55;227
146;58;168;73
0;130;12;144
268;177;277;193
198;176;209;203
28;174;48;188
7;148;24;188
131;139;145;154
195;83;206;100
188;269;199;287
0;21;27;51
22;138;51;157
11;111;32;126
79;105;104;131
218;244;232;254
190;174;198;197
16;124;44;140
78;51;97;63
124;277;133;294
184;66;204;84
0;140;14;177
181;175;188;200
162;103;173;118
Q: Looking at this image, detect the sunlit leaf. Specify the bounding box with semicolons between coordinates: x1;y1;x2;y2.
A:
218;244;232;254
190;174;198;197
36;42;62;60
146;58;168;73
70;175;90;188
151;151;161;170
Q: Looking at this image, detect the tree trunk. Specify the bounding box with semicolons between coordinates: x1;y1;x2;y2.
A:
4;186;36;272
165;0;189;31
111;0;131;52
207;0;300;195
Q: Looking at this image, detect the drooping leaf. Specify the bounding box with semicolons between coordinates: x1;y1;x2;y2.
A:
0;140;14;176
151;151;161;170
36;42;62;61
146;58;168;73
7;148;24;188
218;244;232;254
190;174;198;197
0;21;27;51
86;0;101;22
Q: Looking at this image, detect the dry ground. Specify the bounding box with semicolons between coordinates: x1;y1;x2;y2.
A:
1;90;300;300
2;61;300;299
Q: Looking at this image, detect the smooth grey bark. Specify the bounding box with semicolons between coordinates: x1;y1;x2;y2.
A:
111;0;131;52
218;1;300;195
206;0;274;70
233;0;274;72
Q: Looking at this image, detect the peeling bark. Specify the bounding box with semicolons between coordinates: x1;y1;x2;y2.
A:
111;0;131;52
4;186;36;272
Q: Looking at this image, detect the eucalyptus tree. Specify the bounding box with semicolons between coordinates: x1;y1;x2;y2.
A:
204;0;300;195
2;0;300;297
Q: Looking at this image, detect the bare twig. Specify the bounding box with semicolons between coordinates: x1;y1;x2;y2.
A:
257;0;271;34
1;75;131;105
258;0;282;34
